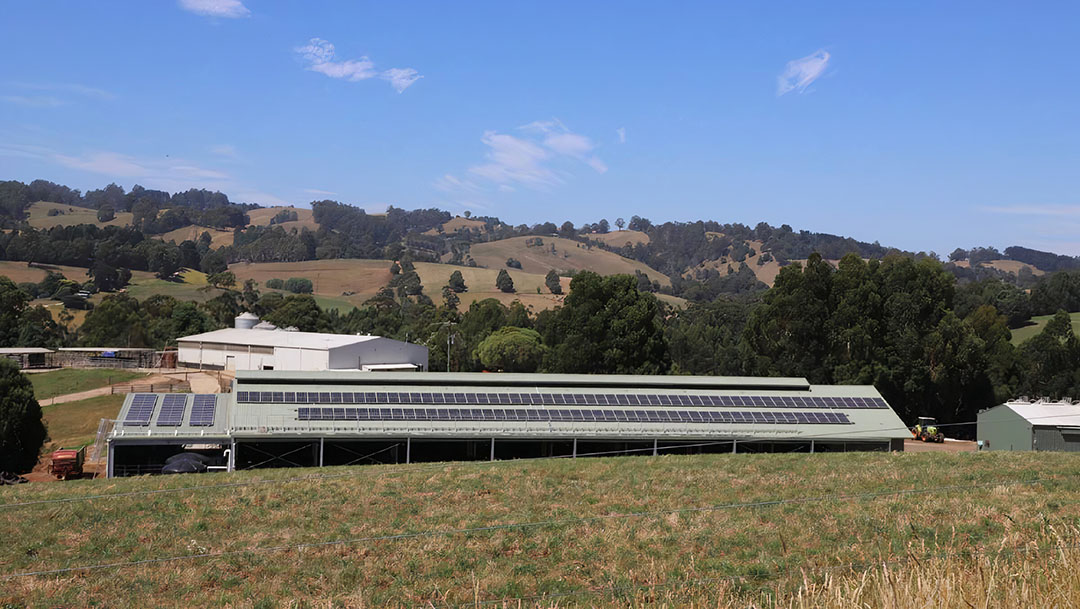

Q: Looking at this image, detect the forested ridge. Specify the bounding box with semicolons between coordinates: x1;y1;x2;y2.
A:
3;177;1080;431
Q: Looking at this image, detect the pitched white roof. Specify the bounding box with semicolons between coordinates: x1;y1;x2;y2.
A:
0;347;53;354
1005;401;1080;427
177;328;380;350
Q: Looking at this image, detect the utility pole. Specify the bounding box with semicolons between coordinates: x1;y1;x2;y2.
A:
441;321;457;372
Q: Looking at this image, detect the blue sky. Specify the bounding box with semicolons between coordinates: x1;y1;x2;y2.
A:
2;1;1079;255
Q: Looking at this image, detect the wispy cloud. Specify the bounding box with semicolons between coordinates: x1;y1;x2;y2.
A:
1;95;66;108
380;68;423;93
616;127;626;144
981;204;1080;218
6;82;114;100
210;144;238;158
295;38;422;92
434;174;480;193
2;82;114;108
303;188;338;196
178;0;250;18
777;49;830;96
440;119;607;193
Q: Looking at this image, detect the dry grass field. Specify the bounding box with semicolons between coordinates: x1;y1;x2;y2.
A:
246;206;320;232
424;215;489;235
25;201;134;230
468;236;671;287
2;451;1080;607
586;229;650;247
229;259;394;306
157;225;235;248
0;261;98;284
414;261;567;311
951;259;1044;276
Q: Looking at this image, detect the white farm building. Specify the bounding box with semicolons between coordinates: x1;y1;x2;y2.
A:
177;313;428;372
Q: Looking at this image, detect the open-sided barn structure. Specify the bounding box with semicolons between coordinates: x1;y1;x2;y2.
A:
106;371;911;477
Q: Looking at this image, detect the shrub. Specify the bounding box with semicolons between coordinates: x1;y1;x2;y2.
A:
265;278;284;289
284;277;313;294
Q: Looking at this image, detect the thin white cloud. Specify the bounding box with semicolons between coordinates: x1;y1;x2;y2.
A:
295;38;421;92
981;204;1080;218
441;119;608;193
1;95;66;108
178;0;250;18
434;174;480;193
380;68;422;93
6;82;114;100
469;131;556;187
303;188;338;196
616;127;626;144
777;49;830;96
210;144;238;158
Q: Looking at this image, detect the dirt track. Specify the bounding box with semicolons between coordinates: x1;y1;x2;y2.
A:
903;438;977;453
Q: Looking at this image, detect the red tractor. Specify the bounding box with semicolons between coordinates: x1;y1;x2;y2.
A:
49;446;86;480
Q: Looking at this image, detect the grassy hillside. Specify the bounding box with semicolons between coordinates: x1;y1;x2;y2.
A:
415;261;568;310
25;201;133;230
1010;311;1080;345
424;215;488;235
469;236;671;286
157;224;234;248
2;452;1080;607
587;229;650;247
229;259;394;308
245;206;319;232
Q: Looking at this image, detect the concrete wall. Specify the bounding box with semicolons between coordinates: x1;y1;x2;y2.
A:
273;347;330;371
179;342;296;371
327;338;429;371
977;405;1032;451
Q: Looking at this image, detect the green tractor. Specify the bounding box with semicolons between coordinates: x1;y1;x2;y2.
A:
912;417;944;443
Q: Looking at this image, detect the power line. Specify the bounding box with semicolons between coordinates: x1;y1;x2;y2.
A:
0;474;1061;580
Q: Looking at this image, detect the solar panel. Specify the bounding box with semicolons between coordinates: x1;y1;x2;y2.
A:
234;388;888;411
189;394;218;426
157;394;188;426
293;406;854;424
124;394;158;426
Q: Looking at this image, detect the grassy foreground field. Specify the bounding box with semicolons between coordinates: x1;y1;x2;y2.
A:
3;452;1080;607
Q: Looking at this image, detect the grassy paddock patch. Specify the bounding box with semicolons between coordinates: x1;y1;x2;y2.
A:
2;452;1080;607
40;393;125;448
29;368;146;401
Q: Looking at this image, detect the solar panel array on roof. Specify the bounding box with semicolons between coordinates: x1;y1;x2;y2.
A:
236;391;886;410
156;394;188;426
189;395;218;426
295;407;852;425
124;394;158;426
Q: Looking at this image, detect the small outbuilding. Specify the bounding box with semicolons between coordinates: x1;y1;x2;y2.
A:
977;399;1080;452
0;347;53;369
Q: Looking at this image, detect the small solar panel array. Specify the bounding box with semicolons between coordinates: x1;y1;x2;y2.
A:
123;394;159;426
190;395;218;426
236;391;887;410
156;394;189;426
295;407;852;425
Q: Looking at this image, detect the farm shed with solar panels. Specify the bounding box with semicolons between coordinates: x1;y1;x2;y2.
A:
105;371;911;477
